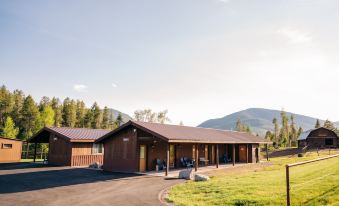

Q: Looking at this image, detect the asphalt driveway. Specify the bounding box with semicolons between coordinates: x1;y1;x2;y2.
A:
0;163;183;206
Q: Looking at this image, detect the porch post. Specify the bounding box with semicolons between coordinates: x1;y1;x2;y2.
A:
195;144;198;172
266;144;269;161
246;144;248;163
165;143;170;176
216;144;219;168
232;144;235;166
33;142;37;163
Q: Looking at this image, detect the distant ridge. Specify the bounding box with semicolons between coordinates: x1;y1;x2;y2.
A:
108;108;132;123
198;108;339;136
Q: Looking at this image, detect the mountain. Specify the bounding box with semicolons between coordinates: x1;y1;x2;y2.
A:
198;108;339;136
108;108;132;123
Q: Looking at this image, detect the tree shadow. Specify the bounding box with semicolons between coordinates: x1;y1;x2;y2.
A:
0;166;141;194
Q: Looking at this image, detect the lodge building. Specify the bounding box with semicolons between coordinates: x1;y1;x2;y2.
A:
96;121;270;175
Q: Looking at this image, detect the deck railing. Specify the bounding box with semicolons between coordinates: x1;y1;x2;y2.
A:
71;154;103;167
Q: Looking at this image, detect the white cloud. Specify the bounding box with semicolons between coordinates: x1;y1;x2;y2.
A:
112;83;118;88
218;0;230;3
278;28;313;43
73;84;88;92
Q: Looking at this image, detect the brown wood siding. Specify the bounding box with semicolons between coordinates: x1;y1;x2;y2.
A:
71;154;103;166
0;138;22;163
102;127;138;172
71;143;93;155
175;143;194;167
48;133;72;166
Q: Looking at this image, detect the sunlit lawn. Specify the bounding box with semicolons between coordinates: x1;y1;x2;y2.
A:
168;149;339;206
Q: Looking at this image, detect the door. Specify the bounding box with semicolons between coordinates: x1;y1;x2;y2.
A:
239;145;247;162
139;145;146;172
204;145;209;164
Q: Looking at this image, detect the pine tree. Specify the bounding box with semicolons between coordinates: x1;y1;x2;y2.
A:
10;89;25;138
2;116;19;138
75;100;86;128
62;98;77;127
51;97;63;127
280;111;289;147
39;96;51;111
115;113;123;127
21;95;39;139
272;117;279;144
315;119;321;128
235;119;242;131
290;115;297;146
102;106;110;129
90;102;101;129
0;85;13;126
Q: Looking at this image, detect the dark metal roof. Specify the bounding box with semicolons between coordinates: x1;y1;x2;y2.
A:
29;127;110;143
298;127;338;140
97;120;271;144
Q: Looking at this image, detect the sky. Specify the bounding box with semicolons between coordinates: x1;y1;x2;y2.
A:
1;0;338;126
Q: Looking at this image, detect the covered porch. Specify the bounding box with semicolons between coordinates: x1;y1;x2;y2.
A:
136;131;269;176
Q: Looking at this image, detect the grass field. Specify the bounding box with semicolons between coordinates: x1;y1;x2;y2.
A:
167;149;339;206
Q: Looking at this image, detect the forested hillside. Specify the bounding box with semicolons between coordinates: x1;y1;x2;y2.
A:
0;85;131;140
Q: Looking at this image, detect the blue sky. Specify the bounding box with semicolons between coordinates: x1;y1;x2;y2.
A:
1;0;338;126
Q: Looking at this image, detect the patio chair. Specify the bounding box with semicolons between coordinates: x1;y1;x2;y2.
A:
183;157;194;168
156;159;166;170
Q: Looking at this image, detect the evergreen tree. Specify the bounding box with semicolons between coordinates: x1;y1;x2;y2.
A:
39;96;51;111
75;100;86;128
0;85;13;126
280;111;289;147
90;102;101;129
84;109;93;128
315;119;321;128
51;97;63;127
289;115;297;146
115;113;123;127
62;98;77;127
10;90;25;138
102;106;110;129
2;116;19;138
265;131;273;141
272;117;279;144
21;95;39;139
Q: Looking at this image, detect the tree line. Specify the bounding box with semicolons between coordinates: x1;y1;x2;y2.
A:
265;111;339;147
0;85;123;140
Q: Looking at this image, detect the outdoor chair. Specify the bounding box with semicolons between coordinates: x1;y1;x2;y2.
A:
156;158;166;170
182;157;194;168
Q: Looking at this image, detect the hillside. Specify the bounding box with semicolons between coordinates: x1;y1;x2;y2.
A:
198;108;338;135
108;108;132;123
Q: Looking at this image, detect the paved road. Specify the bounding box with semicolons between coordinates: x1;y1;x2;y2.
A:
0;163;183;206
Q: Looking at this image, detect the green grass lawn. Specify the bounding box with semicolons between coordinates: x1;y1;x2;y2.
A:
20;158;44;162
168;150;339;206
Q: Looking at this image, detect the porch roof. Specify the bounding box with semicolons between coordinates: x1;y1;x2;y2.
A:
96;120;271;144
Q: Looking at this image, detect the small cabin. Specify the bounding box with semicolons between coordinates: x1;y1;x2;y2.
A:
298;127;338;148
0;137;23;163
29;127;110;166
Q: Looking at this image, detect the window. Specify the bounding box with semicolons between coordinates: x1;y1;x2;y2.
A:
92;143;104;154
325;139;333;146
2;144;13;149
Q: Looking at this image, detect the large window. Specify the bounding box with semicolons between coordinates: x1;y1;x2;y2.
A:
92;143;104;154
325;139;333;146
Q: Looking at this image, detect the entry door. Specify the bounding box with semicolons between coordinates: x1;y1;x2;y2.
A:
239;145;247;162
210;145;215;164
139;145;146;172
204;145;208;162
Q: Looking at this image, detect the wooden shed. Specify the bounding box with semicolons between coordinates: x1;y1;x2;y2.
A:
0;136;23;163
96;121;271;175
298;127;338;148
29;127;110;166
